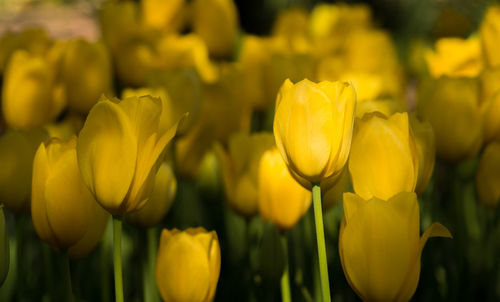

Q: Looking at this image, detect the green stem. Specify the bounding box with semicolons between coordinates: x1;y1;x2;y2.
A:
144;227;159;302
312;184;331;302
280;234;291;302
101;218;112;302
63;251;73;302
113;217;124;302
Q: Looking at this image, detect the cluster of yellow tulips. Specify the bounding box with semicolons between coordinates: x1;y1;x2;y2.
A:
0;0;499;301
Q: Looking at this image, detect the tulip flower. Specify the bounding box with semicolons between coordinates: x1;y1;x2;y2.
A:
349;112;418;201
476;142;500;209
126;162;177;228
31;137;109;258
410;115;435;196
0;129;47;213
77;95;182;216
44;115;84;141
480;5;500;68
156;228;221;302
216;132;275;217
141;0;185;31
355;98;404;119
0;206;9;286
273;78;356;186
339;192;452;302
258;148;311;231
479;69;500;143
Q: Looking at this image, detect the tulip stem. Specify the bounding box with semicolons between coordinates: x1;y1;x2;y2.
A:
144;227;159;302
281;234;292;302
113;217;124;302
63;251;73;302
312;183;331;302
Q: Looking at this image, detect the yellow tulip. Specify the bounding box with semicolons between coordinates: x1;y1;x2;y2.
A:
77;95;183;216
99;1;140;54
126;162;177;228
272;7;310;46
349;112;418;201
190;0;238;58
0;206;9;286
216;132;275;217
479;68;500;143
32;137;108;258
476;142;500;209
2;49;66;129
480;5;500;68
273;79;356;186
425;36;483;78
258;148;311;231
141;0;185;31
61;39;113;114
339;192;452;302
409;115;435;196
417;77;482;162
0;129;47;213
355;98;404;119
156;227;221;302
44;114;84;141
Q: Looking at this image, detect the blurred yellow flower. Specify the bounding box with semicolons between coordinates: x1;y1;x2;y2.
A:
0;129;47;213
272;6;310;52
141;0;186;31
355;98;404;119
77;95;183;216
479;68;500;143
339;192;452;302
2;50;66;129
349;112;418;201
409;115;436;196
476;142;500;209
258;148;311;231
273;79;356;187
127;162;177;228
156;227;221;302
216;132;274;217
44;114;84;141
425;36;483;78
480;5;500;68
31;137;108;258
0;206;9;286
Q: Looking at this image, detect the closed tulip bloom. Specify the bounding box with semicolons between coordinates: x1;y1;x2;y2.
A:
410;115;435;196
61;39;113;114
476;142;500;208
0;206;9;286
141;0;185;31
258;148;311;231
2;50;66;129
126;162;177;228
480;5;500;68
0;129;47;213
355;98;404;119
339;192;452;302
216;132;275;217
349;112;418;201
273;79;356;186
156;228;221;302
77;95;183;216
32;137;108;258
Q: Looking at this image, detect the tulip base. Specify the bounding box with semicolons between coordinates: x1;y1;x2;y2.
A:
312;183;331;302
113;217;124;302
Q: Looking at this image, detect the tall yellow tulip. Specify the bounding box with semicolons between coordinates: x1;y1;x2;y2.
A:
77;95;183;216
273;78;356;187
349;112;418;201
476;142;500;209
32;137;109;259
339;192;452;302
156;228;221;302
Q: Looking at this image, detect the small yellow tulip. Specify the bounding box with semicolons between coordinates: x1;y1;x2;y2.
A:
77;95;183;216
339;192;452;302
126;162;177;228
272;7;309;42
216;132;275;217
476;142;500;209
479;68;500;143
141;0;185;31
258;148;311;231
0;206;9;286
355;98;404;119
273;79;356;186
99;1;139;54
44;115;84;141
32;137;109;258
410;115;435;196
349;112;418;201
480;5;500;68
156;228;221;302
0;129;47;213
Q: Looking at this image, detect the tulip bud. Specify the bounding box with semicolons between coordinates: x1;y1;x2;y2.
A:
0;206;9;286
2;50;65;129
480;5;500;68
216;132;275;217
156;228;221;302
258;148;311;231
141;0;185;31
476;142;500;209
126;162;177;228
339;192;452;302
273;79;356;187
349;112;418;201
0;129;47;213
32;137;109;258
77;95;184;216
410;115;436;196
61;39;113;114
